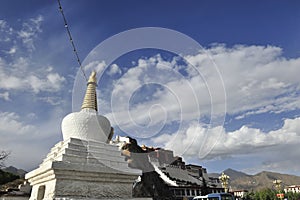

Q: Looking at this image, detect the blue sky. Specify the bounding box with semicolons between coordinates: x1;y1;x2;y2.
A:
1;0;300;177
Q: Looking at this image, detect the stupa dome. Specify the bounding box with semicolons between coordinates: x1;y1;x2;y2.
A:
61;71;113;143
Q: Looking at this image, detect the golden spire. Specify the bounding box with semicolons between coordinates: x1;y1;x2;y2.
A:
81;71;98;111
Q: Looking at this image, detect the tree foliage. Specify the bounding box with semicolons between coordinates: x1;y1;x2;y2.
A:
0;169;20;185
243;189;300;200
285;192;300;200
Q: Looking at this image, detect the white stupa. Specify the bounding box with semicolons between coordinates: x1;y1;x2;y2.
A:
25;72;144;200
61;71;112;143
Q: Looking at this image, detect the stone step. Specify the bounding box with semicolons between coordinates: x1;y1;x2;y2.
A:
87;147;122;157
87;153;126;163
87;142;118;152
61;154;88;164
64;142;88;152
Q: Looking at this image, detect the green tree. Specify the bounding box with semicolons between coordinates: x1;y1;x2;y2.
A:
243;191;256;200
285;192;300;200
243;188;277;200
0;170;20;185
258;188;276;200
253;191;260;200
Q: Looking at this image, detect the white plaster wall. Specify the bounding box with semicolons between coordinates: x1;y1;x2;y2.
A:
61;110;111;143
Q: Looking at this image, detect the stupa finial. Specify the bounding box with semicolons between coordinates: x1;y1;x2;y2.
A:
81;71;98;111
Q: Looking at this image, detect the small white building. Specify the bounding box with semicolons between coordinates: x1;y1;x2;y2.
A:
284;185;300;193
233;190;248;199
18;181;31;194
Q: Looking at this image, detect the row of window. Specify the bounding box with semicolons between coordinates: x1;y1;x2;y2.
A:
172;188;202;197
171;188;224;197
285;188;300;193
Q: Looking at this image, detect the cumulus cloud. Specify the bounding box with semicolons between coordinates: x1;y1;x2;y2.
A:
0;58;65;93
186;44;300;116
28;72;66;93
106;44;300;133
152;117;300;173
102;44;300;174
107;54;201;138
107;64;122;76
0;112;36;135
84;60;106;75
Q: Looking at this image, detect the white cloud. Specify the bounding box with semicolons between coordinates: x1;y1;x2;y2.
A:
84;60;106;75
27;72;65;93
108;55;199;138
0;112;36;135
0;16;65;95
0;59;65;93
1;16;42;54
18;15;43;52
0;107;64;170
1;16;40;56
152;117;300;173
107;64;122;76
106;44;300;134
47;73;65;88
0;19;13;42
0;91;10;101
6;46;17;55
39;96;64;106
185;44;300;116
101;44;300;174
0;70;23;90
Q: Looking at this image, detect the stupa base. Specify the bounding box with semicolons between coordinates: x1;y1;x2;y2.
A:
26;138;143;200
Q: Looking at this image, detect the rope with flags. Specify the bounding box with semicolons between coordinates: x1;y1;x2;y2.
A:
57;0;88;81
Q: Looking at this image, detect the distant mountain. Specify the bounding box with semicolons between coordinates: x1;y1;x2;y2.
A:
224;168;250;181
209;168;300;191
2;166;27;178
240;171;300;191
208;168;249;181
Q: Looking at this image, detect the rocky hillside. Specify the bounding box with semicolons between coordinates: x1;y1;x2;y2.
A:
2;166;27;178
0;169;20;185
0;166;27;191
210;169;300;191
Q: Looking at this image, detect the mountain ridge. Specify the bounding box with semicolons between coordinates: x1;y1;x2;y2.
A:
209;168;300;191
2;166;27;178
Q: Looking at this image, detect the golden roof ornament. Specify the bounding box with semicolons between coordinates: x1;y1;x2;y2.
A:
81;71;98;111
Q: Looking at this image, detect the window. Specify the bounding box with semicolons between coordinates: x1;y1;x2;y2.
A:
187;189;190;195
181;189;185;196
191;189;195;196
221;194;234;200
